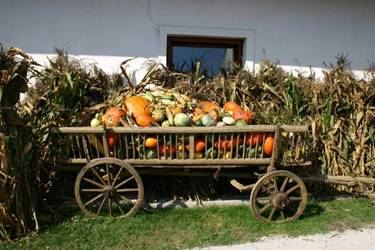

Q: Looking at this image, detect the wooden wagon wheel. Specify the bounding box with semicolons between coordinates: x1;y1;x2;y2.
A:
250;170;307;223
74;157;144;217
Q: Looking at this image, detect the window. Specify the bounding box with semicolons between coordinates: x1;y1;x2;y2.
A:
167;36;244;77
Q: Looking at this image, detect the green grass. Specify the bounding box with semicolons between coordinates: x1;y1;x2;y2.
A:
2;198;375;250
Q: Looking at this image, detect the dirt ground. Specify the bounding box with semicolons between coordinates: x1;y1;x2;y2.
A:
197;227;375;250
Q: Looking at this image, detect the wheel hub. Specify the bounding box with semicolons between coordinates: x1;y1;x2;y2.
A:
272;192;288;209
103;185;113;197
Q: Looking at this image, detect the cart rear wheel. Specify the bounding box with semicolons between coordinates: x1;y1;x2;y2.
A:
74;157;144;217
250;170;307;223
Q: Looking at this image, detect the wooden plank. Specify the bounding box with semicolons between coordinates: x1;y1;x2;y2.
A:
123;158;271;166
52;125;309;134
189;134;194;160
57;158;271;166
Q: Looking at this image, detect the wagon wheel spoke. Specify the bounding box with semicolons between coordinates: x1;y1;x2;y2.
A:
84;193;104;207
268;206;276;221
280;177;289;192
272;178;279;192
97;197;107;215
108;197;112;216
280;210;285;221
288;196;302;201
114;176;135;189
250;170;307;223
259;203;272;215
112;166;124;187
82;178;104;188
90;168;106;185
119;195;135;205
105;163;112;185
81;188;103;192
256;196;271;203
116;188;139;193
286;184;300;195
113;198;125;215
75;159;144;218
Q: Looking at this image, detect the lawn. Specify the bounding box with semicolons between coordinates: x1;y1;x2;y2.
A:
2;198;375;250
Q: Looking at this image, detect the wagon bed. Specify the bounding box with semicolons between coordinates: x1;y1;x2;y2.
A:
52;124;311;223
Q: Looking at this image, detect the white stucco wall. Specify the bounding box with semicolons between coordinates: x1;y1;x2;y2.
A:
1;0;374;80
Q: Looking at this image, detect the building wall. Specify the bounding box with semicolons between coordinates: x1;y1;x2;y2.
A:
1;0;374;80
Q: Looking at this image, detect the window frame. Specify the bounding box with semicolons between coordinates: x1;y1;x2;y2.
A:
166;35;244;73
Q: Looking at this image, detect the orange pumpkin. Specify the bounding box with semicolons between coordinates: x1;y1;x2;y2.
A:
145;137;158;148
214;138;243;150
107;133;119;146
182;139;205;153
227;138;243;149
208;109;219;121
102;107;126;127
267;132;275;138
193;107;204;122
223;101;240;113
245;133;264;146
263;137;274;155
135;114;155;127
201;101;220;113
232;108;255;123
159;145;177;155
194;139;206;152
123;96;151;117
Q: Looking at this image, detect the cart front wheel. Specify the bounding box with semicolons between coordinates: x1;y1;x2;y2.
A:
75;157;144;217
250;170;307;223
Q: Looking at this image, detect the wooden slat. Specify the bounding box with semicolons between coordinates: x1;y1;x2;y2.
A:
57;158;271;166
52;125;309;134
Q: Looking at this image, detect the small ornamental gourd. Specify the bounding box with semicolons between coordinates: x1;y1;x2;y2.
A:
151;109;166;123
222;116;235;125
90;114;102;127
235;119;248;126
145;149;157;159
174;113;192;127
201;114;217;126
161;120;170;127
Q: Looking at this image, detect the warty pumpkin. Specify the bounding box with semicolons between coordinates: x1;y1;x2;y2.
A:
223;101;240;113
232;108;255;123
102;107;126;127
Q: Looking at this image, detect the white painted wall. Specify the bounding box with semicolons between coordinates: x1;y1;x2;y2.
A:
1;0;374;80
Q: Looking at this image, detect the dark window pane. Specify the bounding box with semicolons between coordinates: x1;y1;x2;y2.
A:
172;46;234;77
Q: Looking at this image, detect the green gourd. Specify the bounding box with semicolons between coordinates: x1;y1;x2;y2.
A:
174;113;192;127
201;114;217;126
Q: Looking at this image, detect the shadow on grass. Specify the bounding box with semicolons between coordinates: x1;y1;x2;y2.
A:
299;202;325;220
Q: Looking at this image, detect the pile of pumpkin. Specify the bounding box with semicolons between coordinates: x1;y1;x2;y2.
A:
89;88;274;158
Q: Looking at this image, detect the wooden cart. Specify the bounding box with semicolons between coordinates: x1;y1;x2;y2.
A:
52;125;311;223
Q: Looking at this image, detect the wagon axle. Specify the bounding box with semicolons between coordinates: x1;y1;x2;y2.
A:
103;185;114;197
272;192;289;209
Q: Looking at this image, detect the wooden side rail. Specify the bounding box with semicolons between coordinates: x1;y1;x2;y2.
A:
51;125;310;167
